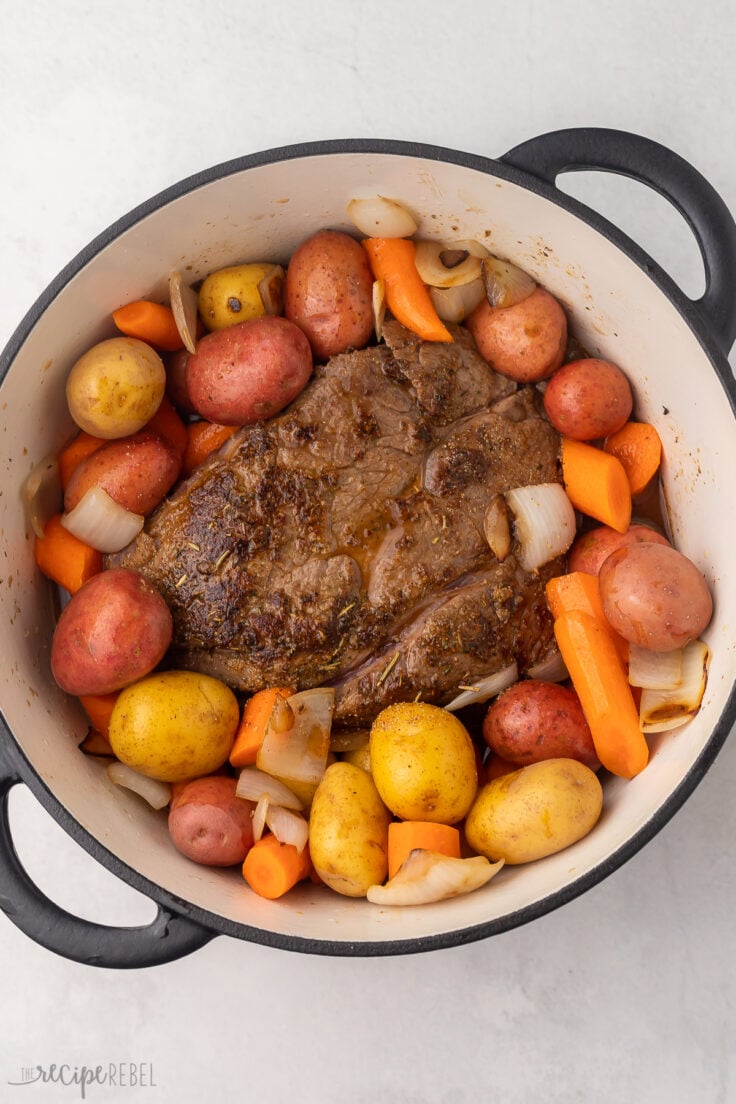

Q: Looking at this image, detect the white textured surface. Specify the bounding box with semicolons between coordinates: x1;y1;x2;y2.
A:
1;2;735;1102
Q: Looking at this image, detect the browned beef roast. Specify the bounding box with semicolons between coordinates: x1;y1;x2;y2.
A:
113;322;562;726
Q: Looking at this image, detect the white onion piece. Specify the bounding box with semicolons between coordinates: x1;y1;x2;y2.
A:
414;240;482;289
482;256;536;308
372;279;386;340
236;767;304;811
346;196;418;239
484;494;511;562
639;639;709;733
450;239;491;259
257;687;334;786
505;483;576;572
257;264;285;316
22;453;62;538
252;794;269;842
527;650;569;683
628;644;683;690
367;850;504;906
265;805;309;854
429;278;486;323
107;762;171;810
61;486;144;553
169;269;199;354
444;662;518;712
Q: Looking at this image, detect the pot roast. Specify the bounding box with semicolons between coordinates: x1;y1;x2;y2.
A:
114;322;562;726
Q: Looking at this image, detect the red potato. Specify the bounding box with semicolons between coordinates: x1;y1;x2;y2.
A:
63;430;181;516
168;776;257;867
186;315;313;425
568;522;671;575
50;567;173;695
543;358;633;440
284;229;374;359
465;287;567;382
164;347;197;415
599;542;713;652
482;679;600;771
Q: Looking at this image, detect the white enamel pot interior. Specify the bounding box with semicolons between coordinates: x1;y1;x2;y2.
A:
1;131;735;967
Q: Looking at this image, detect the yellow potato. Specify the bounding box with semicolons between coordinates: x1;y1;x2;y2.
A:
198;263;282;331
465;758;603;865
369;702;478;823
108;670;239;782
308;762;391;897
342;737;371;773
66;337;165;438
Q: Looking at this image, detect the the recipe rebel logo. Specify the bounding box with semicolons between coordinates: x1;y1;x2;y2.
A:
7;1062;156;1098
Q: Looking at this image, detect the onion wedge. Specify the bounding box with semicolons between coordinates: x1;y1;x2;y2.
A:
347;196;417;239
628;644;683;690
414;240;482;289
252;794;269;842
236;767;304;811
61;485;144;553
527;649;569;683
639;639;709;733
169;269;199;354
429;278;486;323
257;264;285;316
505;483;576;572
372;279;386;340
257;687;334;786
482;256;536;308
265;805;309;854
484;494;511;562
367;850;504;906
22;453;63;538
107;762;171;810
444;663;518;712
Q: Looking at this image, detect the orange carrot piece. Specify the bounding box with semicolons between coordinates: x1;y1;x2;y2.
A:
145;396;188;458
387;821;461;880
242;833;311;899
229;687;294;768
112;300;184;352
554;609;648;778
182;421;238;476
561;437;631;533
79;730;115;757
546;571;628;664
34;515;103;594
79;692;119;739
57;432;106;489
363;237;453;344
603;421;662;497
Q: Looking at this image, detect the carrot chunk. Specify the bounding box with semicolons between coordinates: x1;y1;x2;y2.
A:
79;692;119;739
546;571;628;664
363;237;453;343
229;687;294;768
182;421;238;476
242;834;311;899
554;609;648;779
561;437;631;533
34;515;103;594
603;421;662;497
387;821;461;880
112;300;184;352
57;432;106;489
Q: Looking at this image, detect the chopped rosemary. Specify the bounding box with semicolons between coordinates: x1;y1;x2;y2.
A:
214;549;231;572
376;652;399;686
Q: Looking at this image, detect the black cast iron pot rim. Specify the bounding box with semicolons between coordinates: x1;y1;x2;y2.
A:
2;135;735;958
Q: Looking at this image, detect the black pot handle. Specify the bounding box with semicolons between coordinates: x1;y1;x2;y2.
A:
500;127;736;354
0;758;214;968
